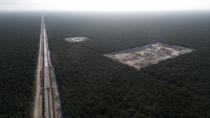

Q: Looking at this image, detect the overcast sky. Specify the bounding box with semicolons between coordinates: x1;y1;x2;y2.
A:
0;0;210;11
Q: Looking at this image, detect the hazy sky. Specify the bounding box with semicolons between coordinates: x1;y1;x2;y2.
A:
0;0;210;11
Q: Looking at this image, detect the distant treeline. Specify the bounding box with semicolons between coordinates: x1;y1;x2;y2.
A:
47;12;210;118
0;13;40;118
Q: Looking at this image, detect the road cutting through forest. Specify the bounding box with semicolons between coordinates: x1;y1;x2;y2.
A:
33;15;62;118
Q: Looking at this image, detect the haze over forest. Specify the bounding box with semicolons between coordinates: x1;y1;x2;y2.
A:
1;0;210;11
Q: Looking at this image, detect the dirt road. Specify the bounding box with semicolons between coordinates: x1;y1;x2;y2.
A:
33;15;62;118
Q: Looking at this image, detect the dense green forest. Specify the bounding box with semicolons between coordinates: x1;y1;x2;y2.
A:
47;12;210;118
0;13;40;118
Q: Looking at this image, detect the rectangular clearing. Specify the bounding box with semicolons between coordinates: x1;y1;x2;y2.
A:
105;43;193;69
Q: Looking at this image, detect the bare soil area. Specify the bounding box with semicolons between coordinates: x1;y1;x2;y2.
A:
65;36;90;43
105;43;193;69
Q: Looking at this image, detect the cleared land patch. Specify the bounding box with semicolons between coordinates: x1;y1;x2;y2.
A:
105;43;193;69
65;36;90;43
